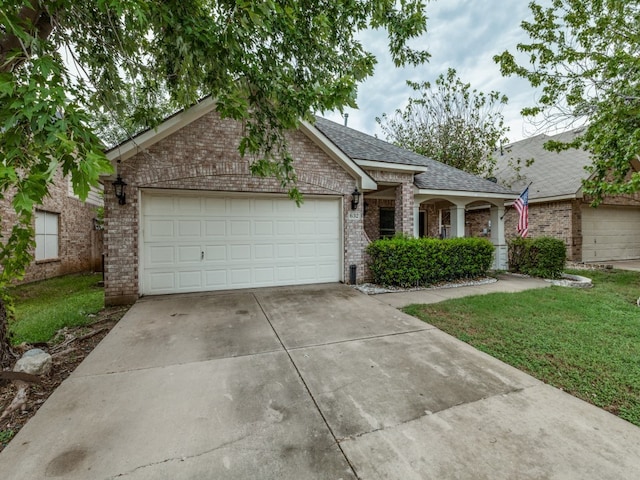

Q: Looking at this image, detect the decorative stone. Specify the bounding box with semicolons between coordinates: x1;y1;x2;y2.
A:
13;348;52;376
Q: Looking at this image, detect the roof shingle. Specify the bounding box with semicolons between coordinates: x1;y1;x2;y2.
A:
314;117;514;195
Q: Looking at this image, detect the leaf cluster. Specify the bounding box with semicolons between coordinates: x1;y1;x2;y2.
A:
367;236;495;287
0;0;431;285
508;236;566;279
494;0;640;204
377;68;509;176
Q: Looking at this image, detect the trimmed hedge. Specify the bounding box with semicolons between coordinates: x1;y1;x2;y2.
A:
508;237;566;279
366;236;494;287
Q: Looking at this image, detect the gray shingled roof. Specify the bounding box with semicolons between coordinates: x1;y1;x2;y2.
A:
314;117;515;195
494;128;591;200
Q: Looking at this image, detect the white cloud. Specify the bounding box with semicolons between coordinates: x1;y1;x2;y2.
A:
324;1;546;143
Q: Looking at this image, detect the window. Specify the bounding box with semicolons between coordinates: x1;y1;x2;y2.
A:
379;208;395;238
35;211;59;260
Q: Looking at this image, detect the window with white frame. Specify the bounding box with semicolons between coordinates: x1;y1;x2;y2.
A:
35;211;59;260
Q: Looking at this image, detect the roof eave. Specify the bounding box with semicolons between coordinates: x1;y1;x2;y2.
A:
105;97;218;168
356;159;429;174
300;121;377;191
417;188;517;200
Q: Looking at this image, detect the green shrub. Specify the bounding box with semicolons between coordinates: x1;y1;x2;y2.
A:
366;236;494;287
508;237;566;278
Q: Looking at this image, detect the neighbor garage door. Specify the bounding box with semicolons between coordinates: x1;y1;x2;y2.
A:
141;192;342;295
582;206;640;262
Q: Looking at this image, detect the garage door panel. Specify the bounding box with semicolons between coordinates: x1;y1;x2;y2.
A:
178;220;201;238
254;244;274;259
141;193;341;295
204;245;226;262
148;272;176;291
147;246;175;266
177;245;201;264
146;219;174;240
203;198;227;214
204;220;226;236
229;198;251;215
276;221;295;235
254;220;274;236
178;271;202;289
176;197;202;214
204;269;227;287
582;206;640;261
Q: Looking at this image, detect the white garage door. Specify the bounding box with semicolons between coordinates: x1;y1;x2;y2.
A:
582;206;640;261
141;192;342;295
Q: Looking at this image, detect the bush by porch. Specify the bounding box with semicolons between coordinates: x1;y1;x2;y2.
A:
367;237;494;288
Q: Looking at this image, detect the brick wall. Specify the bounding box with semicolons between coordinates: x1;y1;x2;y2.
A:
105;111;364;304
467;200;583;261
0;169;103;284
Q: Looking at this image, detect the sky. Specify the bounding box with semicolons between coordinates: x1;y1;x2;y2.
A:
322;0;543;144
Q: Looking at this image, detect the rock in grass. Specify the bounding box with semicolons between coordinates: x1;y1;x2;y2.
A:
13;348;52;376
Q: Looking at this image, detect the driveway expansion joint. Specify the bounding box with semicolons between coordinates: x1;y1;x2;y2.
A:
286;326;435;351
337;386;529;444
252;292;362;480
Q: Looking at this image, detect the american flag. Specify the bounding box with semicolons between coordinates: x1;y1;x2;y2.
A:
514;187;529;237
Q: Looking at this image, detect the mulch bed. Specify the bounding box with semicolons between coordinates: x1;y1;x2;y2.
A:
0;306;130;452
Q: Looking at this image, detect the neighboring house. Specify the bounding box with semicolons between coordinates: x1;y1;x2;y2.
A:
0;168;104;284
466;128;640;262
103;98;515;306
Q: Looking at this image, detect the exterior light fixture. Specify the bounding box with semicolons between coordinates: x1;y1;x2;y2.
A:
351;187;361;210
92;218;103;231
112;174;127;205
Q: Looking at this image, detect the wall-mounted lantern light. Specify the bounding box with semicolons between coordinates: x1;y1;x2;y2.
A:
351;187;361;210
112;174;127;205
92;218;103;231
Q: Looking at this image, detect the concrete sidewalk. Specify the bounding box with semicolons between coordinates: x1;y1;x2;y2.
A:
376;273;550;308
1;282;639;479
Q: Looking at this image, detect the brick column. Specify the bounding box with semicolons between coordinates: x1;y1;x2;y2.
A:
394;182;414;236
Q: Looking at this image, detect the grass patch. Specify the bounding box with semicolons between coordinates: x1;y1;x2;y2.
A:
403;269;640;426
8;273;104;344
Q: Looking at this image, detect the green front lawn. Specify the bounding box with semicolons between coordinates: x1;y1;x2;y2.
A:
9;273;104;344
403;269;640;426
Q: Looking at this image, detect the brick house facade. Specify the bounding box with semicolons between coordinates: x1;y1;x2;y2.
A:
103;100;515;305
483;129;640;263
0;169;103;284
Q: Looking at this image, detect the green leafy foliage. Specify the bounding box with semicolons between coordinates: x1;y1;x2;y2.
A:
0;1;431;354
367;236;495;287
508;237;566;278
494;1;640;204
377;68;509;176
0;0;431;267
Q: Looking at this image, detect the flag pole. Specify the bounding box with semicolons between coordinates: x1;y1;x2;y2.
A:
500;182;532;220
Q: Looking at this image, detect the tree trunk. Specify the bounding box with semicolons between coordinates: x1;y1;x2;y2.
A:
0;2;52;73
0;298;14;368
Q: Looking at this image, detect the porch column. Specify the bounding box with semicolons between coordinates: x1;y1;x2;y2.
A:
449;205;466;238
490;205;508;269
413;201;421;238
394;182;414;236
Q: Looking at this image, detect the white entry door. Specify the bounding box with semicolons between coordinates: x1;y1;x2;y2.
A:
141;192;342;295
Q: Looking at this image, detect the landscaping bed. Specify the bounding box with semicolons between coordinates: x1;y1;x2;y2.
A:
0;274;131;452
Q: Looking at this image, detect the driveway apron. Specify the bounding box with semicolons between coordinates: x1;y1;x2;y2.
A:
1;283;640;479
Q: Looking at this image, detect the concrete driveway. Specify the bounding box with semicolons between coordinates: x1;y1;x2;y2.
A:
2;283;640;479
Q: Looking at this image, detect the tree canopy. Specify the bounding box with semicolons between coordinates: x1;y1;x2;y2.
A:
377;68;509;177
0;0;430;274
494;0;640;204
0;0;431;362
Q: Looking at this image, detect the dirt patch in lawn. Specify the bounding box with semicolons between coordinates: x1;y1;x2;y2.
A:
0;305;130;453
